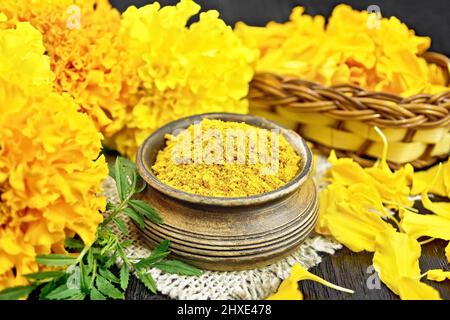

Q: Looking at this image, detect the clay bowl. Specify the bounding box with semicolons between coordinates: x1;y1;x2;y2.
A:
136;113;318;271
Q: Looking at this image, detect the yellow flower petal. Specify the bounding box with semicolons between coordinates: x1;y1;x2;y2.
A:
321;187;394;252
327;150;372;186
373;229;421;295
420;163;450;219
401;210;450;241
267;263;354;300
446;243;450;263
422;196;450;220
397;277;441;300
426;269;450;282
412;160;450;197
364;127;413;209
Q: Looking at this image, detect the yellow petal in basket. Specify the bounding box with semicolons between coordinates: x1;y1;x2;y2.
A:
366;141;426;164
412;127;449;144
267;263;354;300
277;108;338;126
344;121;407;143
427;269;450;282
250;108;297;130
431;134;450;157
373;229;423;295
397;277;441;300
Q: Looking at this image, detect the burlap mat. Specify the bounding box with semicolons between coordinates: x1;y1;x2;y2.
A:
103;155;341;300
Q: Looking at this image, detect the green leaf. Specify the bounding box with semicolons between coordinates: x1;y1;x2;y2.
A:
153;260;202;276
90;287;106;300
79;262;91;292
104;251;118;269
134;240;171;270
134;250;169;270
154;240;170;254
0;285;35;300
39;279;62;300
36;254;77;267
113;217;128;234
24;271;65;281
121;240;134;248
67;292;86;300
137;271;156;294
115;157;136;201
96;276;124;300
108;163;116;181
45;285;81;300
123;207;145;229
87;249;95;271
128;200;163;224
120;264;130;291
106;202;116;212
99;268;120;284
64;237;85;250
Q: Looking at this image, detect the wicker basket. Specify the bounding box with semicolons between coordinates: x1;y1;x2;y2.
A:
249;52;450;169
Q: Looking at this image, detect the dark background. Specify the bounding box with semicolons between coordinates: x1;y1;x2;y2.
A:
110;0;450;56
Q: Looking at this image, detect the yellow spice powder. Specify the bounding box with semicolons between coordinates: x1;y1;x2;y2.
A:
152;119;301;197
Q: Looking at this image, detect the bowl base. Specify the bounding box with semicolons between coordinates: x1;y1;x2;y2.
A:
137;177;319;271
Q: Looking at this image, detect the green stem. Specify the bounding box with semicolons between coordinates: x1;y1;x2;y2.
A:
90;259;97;288
75;246;90;265
101;191;134;227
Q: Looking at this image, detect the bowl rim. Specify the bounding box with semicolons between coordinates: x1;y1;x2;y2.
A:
136;112;313;207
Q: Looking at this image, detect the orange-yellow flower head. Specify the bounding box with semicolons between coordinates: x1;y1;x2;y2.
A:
108;0;257;159
0;0;138;137
236;4;449;96
0;21;107;290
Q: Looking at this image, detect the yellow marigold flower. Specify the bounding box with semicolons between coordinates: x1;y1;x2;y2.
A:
109;0;256;159
236;4;449;96
0;0;138;136
0;20;54;95
0;22;107;290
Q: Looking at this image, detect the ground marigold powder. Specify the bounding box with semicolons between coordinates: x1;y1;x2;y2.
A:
152;119;301;197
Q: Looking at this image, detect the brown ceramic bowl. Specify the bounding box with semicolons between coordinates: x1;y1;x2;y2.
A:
136;113;318;271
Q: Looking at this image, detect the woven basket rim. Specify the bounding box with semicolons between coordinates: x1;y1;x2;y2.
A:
250;51;450;129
